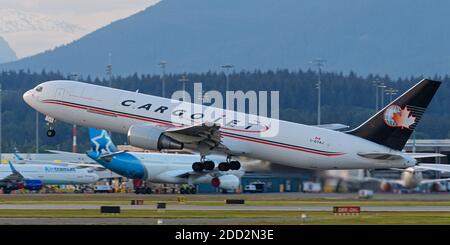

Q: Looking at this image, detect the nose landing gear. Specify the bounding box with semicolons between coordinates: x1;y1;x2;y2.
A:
45;115;56;138
46;129;56;137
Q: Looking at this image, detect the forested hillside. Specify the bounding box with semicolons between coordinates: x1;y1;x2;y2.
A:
0;69;448;153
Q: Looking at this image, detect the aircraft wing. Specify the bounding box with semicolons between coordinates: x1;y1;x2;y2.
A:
164;122;229;151
414;164;450;173
65;162;106;171
316;123;350;131
159;170;212;178
175;168;245;178
175;171;203;178
362;177;403;185
420;178;450;184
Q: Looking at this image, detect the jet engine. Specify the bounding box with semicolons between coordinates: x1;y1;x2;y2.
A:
211;175;240;190
127;125;183;151
23;179;44;191
401;168;422;189
379;181;392;192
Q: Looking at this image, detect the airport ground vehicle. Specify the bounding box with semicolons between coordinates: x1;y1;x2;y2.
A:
358;189;374;199
94;185;113;193
179;185;197;194
302;181;322;193
244;182;265;193
74;185;94;193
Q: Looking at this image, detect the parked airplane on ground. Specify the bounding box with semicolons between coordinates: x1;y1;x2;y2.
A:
0;161;99;194
23;79;442;171
368;166;450;191
326;164;450;191
86;128;244;191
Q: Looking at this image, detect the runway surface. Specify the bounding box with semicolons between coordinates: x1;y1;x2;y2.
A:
3;192;450;200
1;192;450;224
1;204;450;212
0;217;327;225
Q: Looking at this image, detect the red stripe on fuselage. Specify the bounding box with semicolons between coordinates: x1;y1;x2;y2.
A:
42;100;344;157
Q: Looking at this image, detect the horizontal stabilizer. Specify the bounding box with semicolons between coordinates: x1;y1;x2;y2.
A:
404;152;446;159
98;151;127;160
316;123;350;131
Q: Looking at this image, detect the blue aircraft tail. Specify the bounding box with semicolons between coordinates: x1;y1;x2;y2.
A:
13;153;24;161
8;161;23;178
87;128;146;179
88;128;118;158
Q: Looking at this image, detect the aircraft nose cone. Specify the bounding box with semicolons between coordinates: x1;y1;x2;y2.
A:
23;90;33;105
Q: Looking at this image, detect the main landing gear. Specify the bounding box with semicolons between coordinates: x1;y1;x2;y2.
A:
45;115;56;138
192;156;215;172
192;156;241;172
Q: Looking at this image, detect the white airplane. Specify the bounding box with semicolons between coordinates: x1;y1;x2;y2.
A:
23;79;445;172
368;165;450;190
0;161;99;194
325;165;450;191
86;128;244;191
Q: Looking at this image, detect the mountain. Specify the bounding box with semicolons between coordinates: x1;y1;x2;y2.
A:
1;0;450;77
0;9;84;34
0;36;17;63
0;9;86;58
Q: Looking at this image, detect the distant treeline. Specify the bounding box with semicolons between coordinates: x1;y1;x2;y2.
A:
0;69;449;153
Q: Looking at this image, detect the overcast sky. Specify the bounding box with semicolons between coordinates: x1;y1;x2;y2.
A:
0;0;160;29
0;0;160;57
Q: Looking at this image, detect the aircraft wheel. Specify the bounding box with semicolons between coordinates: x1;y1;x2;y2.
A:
192;162;204;172
46;129;56;137
229;161;241;170
204;161;215;171
218;162;230;171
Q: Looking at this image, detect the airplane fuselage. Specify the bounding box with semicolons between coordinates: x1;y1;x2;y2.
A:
0;164;99;185
23;80;416;170
93;152;243;184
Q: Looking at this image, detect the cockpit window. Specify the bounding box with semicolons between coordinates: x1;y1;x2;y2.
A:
35;86;43;92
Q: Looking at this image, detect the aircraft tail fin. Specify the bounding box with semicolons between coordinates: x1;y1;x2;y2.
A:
88;128;118;158
13;153;24;161
347;79;440;150
8;161;23;178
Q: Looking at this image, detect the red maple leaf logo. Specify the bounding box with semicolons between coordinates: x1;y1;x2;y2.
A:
392;107;416;129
